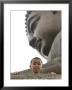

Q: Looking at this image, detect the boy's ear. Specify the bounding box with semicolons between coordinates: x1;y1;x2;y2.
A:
30;65;31;69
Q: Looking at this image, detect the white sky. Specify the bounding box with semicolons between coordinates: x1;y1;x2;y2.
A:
11;11;47;73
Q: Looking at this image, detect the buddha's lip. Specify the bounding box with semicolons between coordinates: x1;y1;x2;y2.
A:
35;39;42;52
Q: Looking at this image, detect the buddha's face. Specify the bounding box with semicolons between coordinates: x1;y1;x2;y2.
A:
26;11;61;58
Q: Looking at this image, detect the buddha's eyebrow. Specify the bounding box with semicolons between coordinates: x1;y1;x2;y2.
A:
27;15;40;33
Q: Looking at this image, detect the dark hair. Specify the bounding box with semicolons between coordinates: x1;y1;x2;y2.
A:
30;57;42;64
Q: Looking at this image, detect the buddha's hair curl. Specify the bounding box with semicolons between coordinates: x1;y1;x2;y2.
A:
25;11;32;35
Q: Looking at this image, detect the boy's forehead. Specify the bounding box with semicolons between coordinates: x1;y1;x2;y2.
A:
32;59;42;63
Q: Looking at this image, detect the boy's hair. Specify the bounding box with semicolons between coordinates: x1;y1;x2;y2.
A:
30;57;42;64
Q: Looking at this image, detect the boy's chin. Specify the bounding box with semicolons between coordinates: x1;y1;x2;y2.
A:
33;70;40;74
33;72;39;74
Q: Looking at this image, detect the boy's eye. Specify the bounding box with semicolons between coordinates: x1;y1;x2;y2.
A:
33;63;36;65
33;62;41;65
37;63;40;65
33;62;36;65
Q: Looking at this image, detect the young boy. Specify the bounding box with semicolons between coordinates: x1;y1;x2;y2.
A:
30;57;43;74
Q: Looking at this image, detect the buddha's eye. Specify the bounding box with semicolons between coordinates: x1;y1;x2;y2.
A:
27;15;40;34
30;16;40;33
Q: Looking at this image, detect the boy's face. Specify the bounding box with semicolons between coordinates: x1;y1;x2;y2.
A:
30;59;42;74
